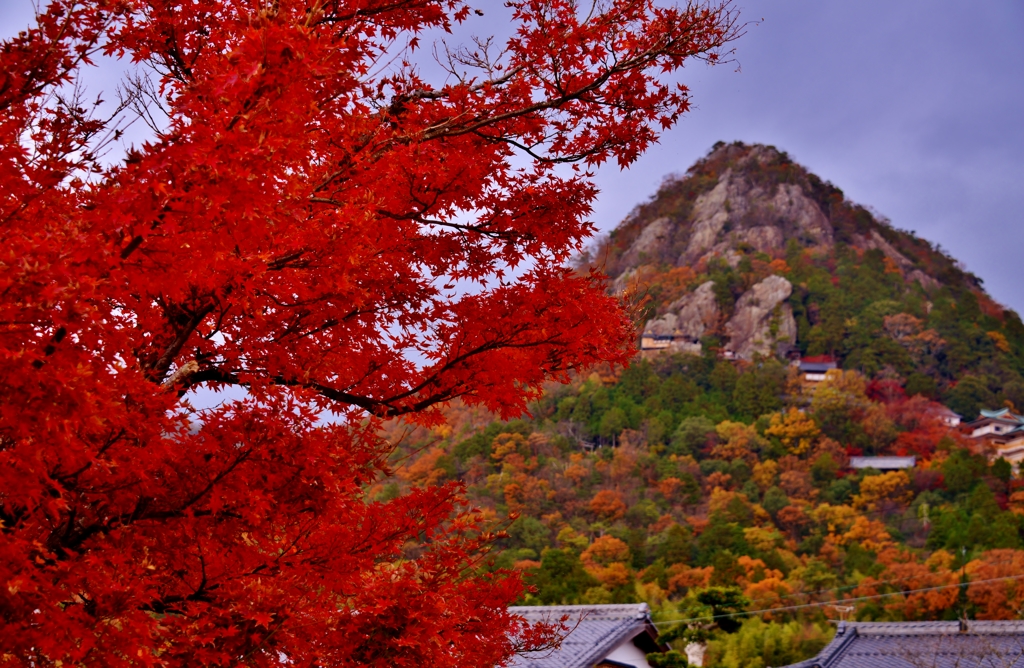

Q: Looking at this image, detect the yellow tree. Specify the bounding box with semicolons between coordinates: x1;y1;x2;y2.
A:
766;408;820;455
714;421;766;463
852;471;912;512
752;460;780;492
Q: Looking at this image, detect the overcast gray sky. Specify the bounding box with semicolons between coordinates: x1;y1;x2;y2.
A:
586;1;1024;316
3;1;1022;314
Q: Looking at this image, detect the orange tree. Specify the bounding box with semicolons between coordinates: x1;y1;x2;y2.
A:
0;0;738;665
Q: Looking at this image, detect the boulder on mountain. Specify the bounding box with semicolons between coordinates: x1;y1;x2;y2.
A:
672;281;720;341
621;217;672;267
770;183;833;247
724;275;797;360
683;172;737;263
643;281;719;354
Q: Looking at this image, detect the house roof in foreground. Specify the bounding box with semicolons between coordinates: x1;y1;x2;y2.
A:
782;621;1024;668
507;604;661;668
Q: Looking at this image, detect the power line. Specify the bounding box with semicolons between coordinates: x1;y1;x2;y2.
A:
735;568;972;609
650;573;1024;626
665;554;1017;611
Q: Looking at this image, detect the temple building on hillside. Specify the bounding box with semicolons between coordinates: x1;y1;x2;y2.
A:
848;456;916;471
508;604;669;668
928;404;962;428
780;620;1024;668
962;409;1024;471
798;355;837;382
966;408;1024;442
639;332;682;352
965;408;1024;470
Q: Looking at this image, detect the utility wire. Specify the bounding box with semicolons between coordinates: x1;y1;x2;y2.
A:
650;573;1024;626
664;553;1019;610
731;567;976;609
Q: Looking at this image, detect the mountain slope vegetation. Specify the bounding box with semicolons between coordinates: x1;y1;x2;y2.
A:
377;143;1024;667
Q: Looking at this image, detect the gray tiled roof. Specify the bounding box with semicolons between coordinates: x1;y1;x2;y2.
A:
782;621;1024;668
507;604;654;668
849;456;916;470
800;362;838;373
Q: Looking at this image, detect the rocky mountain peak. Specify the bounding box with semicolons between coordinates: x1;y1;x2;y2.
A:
598;142;988;362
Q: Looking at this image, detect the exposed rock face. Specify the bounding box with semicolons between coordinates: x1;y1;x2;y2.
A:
855;229;914;269
610;267;636;296
770;183;833;246
854;229;941;291
684;173;735;262
643;281;718;353
908;269;941;291
672;281;720;339
680;165;833;267
608;142;956;361
740;225;784;253
724;275;797;360
621;217;671;267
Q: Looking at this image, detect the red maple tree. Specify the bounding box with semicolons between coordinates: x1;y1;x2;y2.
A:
0;0;737;664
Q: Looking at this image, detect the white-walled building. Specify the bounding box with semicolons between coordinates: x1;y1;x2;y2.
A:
508;604;668;668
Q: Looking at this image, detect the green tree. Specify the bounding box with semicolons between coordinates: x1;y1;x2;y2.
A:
647;650;689;668
698;521;750;564
992;457;1013;486
599;406;629;444
941;449;986;495
905;372;938;398
706;618;833;668
811;452;839;487
944;375;997;420
696;586;749;634
507;516;551;555
731;361;785;419
654;524;694;566
671;416;717;455
529;549;599;605
762;486;790;519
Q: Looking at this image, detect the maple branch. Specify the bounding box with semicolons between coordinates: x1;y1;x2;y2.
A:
408;5;740;148
29;326;67;369
475;131;584;164
266;249;310;270
52;428;126;485
306;4;738;199
0;5;110;112
375;206;525;243
169;449;254;517
119;234;145;259
182;305;581;417
394;65;525;103
314;0;438;26
143;297;218;383
416;218;519;240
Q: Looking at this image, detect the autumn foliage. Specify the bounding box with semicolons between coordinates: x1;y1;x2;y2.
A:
0;0;739;664
376;345;1024;666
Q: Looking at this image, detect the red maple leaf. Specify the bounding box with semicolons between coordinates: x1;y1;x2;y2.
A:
0;0;738;665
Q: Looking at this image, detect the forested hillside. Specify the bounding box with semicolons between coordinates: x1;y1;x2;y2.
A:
374;144;1024;668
